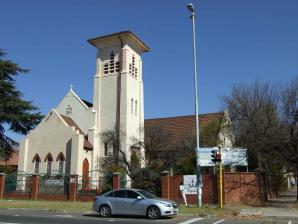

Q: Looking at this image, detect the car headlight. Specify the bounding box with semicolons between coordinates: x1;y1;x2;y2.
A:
160;202;171;207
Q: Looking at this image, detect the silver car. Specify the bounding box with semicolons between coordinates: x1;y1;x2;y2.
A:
93;189;178;219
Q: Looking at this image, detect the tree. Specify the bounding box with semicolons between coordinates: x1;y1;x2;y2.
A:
98;126;176;195
0;49;43;160
222;79;298;200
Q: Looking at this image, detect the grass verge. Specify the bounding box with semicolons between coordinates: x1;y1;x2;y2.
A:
0;199;92;212
0;200;243;218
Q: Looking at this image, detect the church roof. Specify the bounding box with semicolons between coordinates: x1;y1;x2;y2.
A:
82;99;93;108
60;115;93;150
144;113;224;149
88;30;150;52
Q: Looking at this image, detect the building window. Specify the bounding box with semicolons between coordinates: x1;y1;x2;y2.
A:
47;160;52;175
131;98;134;114
135;100;137;115
34;161;40;174
130;55;137;78
58;160;64;174
45;153;53;175
102;51;120;75
56;153;65;174
103;63;109;74
32;154;41;174
115;61;120;73
104;142;108;157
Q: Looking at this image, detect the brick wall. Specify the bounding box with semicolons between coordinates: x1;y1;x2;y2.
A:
161;172;264;206
165;174;217;205
223;172;264;205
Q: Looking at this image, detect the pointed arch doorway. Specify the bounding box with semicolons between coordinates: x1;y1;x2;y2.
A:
82;158;89;190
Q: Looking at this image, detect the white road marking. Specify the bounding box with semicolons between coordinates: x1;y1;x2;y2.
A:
288;221;292;224
13;215;19;217
108;220;115;222
0;222;20;224
53;215;74;218
213;219;225;224
178;218;204;224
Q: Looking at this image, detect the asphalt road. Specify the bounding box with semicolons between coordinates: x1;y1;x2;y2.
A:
0;209;297;224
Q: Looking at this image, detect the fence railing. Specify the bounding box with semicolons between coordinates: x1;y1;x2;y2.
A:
4;173;32;194
0;172;124;202
38;174;69;195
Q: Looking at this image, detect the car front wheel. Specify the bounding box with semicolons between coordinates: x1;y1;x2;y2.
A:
99;205;111;217
147;206;160;219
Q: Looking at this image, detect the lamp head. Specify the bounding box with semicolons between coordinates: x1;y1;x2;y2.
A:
187;3;195;13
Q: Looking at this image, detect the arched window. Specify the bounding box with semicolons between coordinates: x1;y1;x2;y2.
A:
131;98;134;114
135;100;137;115
32;154;41;174
44;153;53;175
104;142;108;157
56;152;66;174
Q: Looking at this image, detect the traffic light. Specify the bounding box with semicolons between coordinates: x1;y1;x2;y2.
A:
211;150;217;163
211;150;221;163
216;152;221;162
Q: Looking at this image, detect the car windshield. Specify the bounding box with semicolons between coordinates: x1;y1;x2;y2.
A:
137;190;157;199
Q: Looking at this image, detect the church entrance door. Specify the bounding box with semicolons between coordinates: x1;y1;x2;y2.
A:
82;158;89;190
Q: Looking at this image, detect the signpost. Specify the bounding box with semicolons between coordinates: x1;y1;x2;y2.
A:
45;179;64;186
199;147;247;167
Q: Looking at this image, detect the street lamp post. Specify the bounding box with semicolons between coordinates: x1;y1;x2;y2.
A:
187;3;202;207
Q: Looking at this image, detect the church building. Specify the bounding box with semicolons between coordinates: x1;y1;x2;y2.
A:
18;31;150;182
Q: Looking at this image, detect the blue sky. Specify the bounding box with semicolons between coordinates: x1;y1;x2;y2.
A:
1;0;298;141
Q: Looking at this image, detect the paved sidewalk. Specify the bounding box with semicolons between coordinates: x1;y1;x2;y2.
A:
240;187;298;218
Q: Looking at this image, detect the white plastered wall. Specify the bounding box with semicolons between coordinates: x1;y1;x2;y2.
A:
56;89;96;134
17;109;87;176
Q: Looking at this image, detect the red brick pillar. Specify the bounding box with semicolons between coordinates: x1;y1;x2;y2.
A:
31;174;39;200
113;172;120;190
0;173;6;200
69;175;78;201
161;171;170;199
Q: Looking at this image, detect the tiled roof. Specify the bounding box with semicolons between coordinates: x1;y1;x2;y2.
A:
0;150;19;166
60;115;93;150
144;113;224;149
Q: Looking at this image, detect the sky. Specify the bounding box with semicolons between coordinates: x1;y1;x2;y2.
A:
1;0;298;141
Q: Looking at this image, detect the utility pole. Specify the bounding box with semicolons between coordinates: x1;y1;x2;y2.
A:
187;3;202;207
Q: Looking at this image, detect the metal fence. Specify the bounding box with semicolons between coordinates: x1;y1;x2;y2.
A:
38;174;69;195
4;173;32;194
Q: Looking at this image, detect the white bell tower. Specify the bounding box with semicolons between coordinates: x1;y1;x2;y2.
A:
88;31;150;164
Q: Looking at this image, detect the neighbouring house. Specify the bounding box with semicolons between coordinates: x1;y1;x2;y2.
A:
0;150;19;173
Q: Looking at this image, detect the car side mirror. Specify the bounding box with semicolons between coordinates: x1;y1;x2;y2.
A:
137;196;142;200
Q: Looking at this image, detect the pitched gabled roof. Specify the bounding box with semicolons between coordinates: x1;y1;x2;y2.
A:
144;113;224;149
82;99;93;108
60;115;93;150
